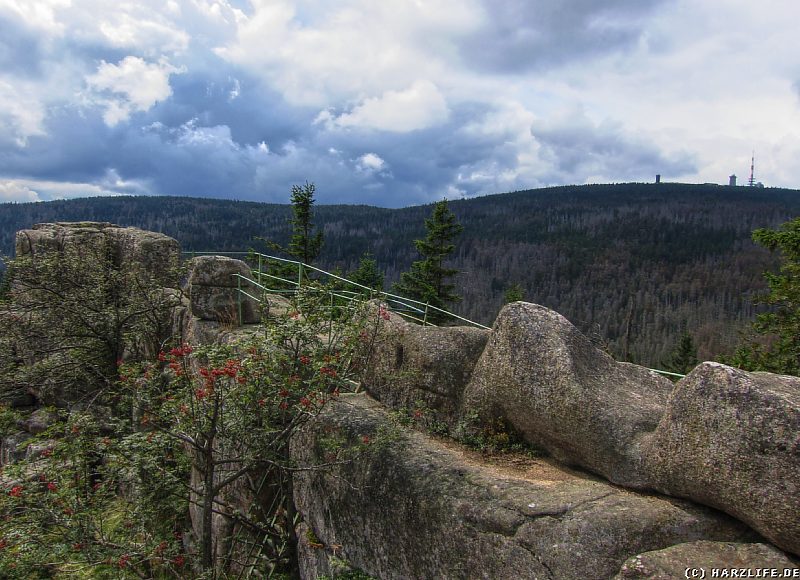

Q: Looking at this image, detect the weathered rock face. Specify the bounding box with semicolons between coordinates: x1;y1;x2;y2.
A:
461;302;674;489
0;432;31;466
291;393;756;580
361;311;489;426
643;362;800;557
17;408;58;434
615;541;799;579
184;256;260;324
15;222;180;287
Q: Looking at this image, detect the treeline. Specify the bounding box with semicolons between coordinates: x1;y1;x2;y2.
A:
2;182;799;367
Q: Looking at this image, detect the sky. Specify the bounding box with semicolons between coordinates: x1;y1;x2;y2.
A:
1;0;799;207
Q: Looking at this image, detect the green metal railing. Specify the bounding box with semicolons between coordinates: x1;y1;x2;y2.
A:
183;251;490;330
182;251;686;379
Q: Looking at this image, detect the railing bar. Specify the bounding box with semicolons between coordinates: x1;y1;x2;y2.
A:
214;251;489;329
647;368;686;378
238;290;262;303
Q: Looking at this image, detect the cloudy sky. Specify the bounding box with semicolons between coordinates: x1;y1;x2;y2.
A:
1;0;799;207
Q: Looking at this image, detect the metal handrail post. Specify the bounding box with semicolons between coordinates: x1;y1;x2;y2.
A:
257;254;263;285
328;291;334;346
237;276;243;326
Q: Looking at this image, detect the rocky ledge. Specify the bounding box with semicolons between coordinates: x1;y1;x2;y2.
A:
291;394;763;580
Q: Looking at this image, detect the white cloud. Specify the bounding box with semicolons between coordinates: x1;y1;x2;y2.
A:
0;180;40;202
2;0;800;205
0;0;70;34
326;80;449;132
99;14;190;55
86;56;185;126
0;80;46;145
228;77;241;101
0;177;139;202
191;0;246;25
176;119;238;148
356;152;386;173
215;0;480;106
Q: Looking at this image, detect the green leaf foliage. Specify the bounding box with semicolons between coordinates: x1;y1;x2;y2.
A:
0;296;376;576
0;240;179;405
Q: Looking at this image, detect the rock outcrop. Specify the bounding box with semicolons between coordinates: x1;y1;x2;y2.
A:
461;302;674;489
361;309;489;426
291;394;757;580
615;541;798;579
643;363;800;557
184;255;260;324
15;222;180;286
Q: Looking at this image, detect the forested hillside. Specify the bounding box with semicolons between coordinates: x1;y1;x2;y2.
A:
2;182;798;367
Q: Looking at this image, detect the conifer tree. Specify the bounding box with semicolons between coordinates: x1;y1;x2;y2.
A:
665;332;699;375
287;182;323;265
729;217;800;374
504;283;525;304
348;252;384;294
394;200;463;322
262;182;324;286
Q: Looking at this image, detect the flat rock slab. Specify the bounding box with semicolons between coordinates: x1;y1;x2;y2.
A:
291;394;756;580
615;541;798;579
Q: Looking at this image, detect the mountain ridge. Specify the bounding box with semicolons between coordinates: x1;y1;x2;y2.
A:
2;182;799;367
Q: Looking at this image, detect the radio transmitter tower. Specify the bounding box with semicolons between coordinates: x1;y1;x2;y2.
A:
748;152;756;187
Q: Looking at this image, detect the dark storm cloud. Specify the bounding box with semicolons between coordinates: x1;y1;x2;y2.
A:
535;115;696;181
164;70;316;150
1;109;113;181
461;0;669;73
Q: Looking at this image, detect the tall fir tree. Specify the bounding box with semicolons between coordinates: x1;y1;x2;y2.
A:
287;182;323;265
262;182;324;286
394;200;463;322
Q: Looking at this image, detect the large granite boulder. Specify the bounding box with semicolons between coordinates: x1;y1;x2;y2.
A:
184;256;260;324
643;363;800;557
461;302;674;489
361;309;489;426
291;394;756;580
15;222;180;287
615;541;798;579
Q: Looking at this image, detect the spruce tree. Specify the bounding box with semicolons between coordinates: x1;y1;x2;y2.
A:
504;283;525;304
287;182;323;265
394;200;463;322
729;217;800;374
666;332;699;375
261;182;324;286
348;253;384;294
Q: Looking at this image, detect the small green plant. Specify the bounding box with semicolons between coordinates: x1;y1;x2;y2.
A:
452;412;539;456
305;528;324;548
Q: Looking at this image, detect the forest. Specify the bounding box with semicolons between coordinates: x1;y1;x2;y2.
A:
2;182;799;367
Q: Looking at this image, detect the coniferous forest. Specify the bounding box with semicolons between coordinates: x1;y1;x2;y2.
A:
2;182;799;368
